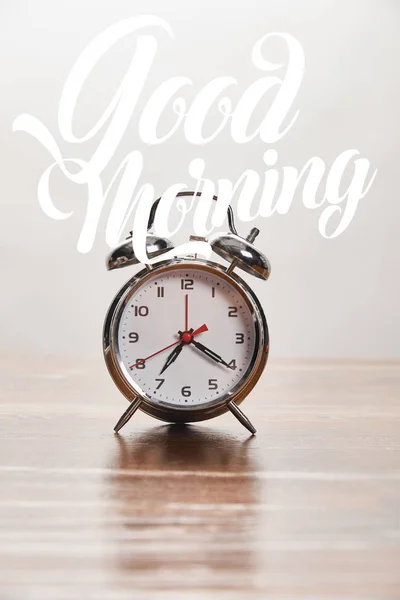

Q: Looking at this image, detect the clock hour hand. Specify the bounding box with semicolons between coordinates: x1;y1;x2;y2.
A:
191;339;234;369
159;325;207;375
159;342;184;375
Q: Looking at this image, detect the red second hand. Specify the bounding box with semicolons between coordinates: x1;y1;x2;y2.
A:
185;294;189;331
129;323;208;370
191;323;208;337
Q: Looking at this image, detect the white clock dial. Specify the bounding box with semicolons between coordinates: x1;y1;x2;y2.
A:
115;265;259;407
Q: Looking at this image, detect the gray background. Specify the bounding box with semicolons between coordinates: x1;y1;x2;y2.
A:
0;0;399;360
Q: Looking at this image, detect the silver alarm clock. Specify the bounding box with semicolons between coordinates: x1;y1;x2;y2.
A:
103;191;270;434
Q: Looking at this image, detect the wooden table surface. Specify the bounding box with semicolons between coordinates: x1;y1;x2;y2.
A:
0;356;399;600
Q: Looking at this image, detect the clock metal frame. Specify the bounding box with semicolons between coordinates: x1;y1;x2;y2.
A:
103;258;269;425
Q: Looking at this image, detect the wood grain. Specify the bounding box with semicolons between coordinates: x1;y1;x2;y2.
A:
0;357;399;599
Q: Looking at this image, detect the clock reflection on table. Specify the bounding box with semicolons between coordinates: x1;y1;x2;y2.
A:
106;424;261;589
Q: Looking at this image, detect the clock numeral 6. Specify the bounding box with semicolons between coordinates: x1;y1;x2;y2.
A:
208;379;218;390
181;279;194;290
134;306;149;317
181;385;191;397
135;359;146;369
228;306;238;317
128;332;139;343
235;333;244;344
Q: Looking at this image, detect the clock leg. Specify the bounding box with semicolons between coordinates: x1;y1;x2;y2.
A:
227;401;256;435
114;398;142;433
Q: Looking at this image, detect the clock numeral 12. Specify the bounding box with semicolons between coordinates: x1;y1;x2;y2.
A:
181;279;194;290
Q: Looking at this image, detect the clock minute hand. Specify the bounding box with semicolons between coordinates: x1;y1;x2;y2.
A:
191;339;234;369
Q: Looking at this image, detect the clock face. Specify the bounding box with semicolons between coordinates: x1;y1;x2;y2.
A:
112;263;265;409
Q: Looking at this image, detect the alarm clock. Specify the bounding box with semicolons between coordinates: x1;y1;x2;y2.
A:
103;191;270;434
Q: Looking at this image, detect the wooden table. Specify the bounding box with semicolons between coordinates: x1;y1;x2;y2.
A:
0;357;399;599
